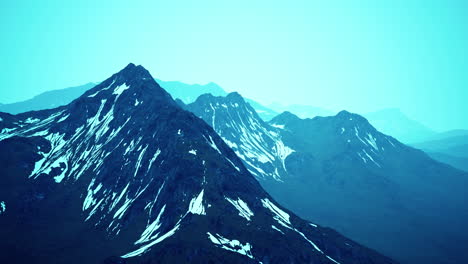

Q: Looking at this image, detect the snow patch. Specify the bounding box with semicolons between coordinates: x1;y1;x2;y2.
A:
0;201;5;214
225;197;254;221
261;198;290;225
207;232;254;259
113;84;130;96
122;223;180;258
271;124;285;129
188;190;206;215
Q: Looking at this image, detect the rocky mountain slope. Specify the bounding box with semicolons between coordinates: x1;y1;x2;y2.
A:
0;64;395;264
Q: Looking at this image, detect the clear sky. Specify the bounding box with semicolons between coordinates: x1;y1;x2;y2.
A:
1;0;467;131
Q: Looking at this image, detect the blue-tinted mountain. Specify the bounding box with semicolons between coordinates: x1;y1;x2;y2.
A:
184;93;289;182
0;82;96;114
245;99;279;121
411;130;468;170
186;94;468;264
156;79;228;104
424;152;468;172
158;80;279;121
0;64;395;264
363;108;436;143
268;103;334;119
412;129;468;158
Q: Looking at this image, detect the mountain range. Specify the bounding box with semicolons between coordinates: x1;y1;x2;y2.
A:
362;108;436;144
183;92;468;264
0;64;396;264
411;129;468;172
0;82;96;114
0;80;442;146
268;103;334;119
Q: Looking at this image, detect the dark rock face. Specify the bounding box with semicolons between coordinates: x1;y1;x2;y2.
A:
0;64;395;264
186;94;468;264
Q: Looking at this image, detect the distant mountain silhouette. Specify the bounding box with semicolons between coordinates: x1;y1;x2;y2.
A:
363;108;436;143
0;83;96;114
156;80;227;103
425;152;468;172
411;129;468;170
269;103;335;119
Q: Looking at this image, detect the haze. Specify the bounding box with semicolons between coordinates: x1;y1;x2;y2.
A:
1;0;467;131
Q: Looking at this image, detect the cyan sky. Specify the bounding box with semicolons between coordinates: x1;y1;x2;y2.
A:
1;0;467;131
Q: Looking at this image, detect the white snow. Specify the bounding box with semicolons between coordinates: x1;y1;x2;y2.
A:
189;149;197;155
354;127;368;146
0;201;5;214
271;225;284;234
188;190;206;215
83;179;99;211
271;124;285;129
24;117;40;124
362;149;381;167
341;127;345;134
122;223;180;258
135;205;166;244
134;99;140;106
225;197;254;221
261;198;290;225
327;255;341;264
147;149;161;173
207;232;254;259
366;133;378;150
222;137;238;149
57;114;70;123
204;135;222;154
275;141;294;172
112;84;130;96
134;146;148;177
295;229;323;253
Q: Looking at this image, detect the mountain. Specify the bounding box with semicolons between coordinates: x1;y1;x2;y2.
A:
245;99;279;121
424;152;468;172
186;94;468;264
1;79;280;123
184;92;289;182
363;108;436;143
0;82;96;114
157;80;278;121
268;103;334;119
0;64;395;264
411;130;468;171
412;130;468;158
156;80;227;104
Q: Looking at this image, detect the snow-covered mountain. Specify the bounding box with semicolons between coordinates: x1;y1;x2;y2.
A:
186;93;468;264
0;64;395;264
184;93;290;182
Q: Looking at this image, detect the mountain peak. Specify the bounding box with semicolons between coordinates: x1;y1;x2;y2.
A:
335;110;369;123
77;64;174;107
270;111;300;123
115;63;154;83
